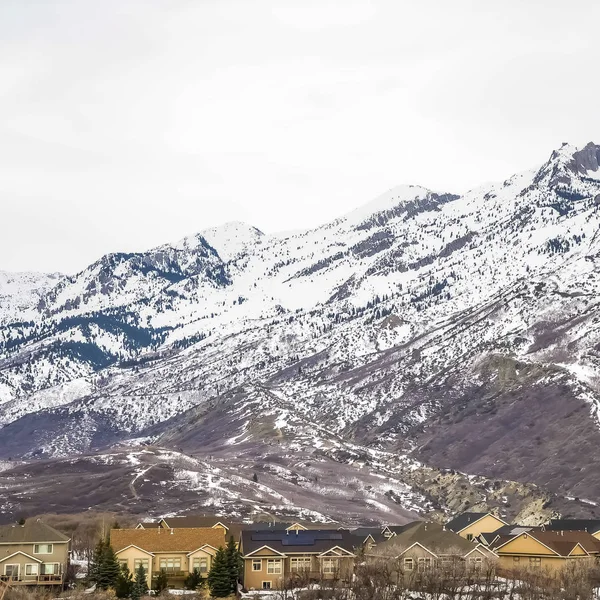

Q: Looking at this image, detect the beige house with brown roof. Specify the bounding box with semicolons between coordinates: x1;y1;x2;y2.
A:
111;527;227;589
368;522;497;575
491;530;600;572
0;520;70;586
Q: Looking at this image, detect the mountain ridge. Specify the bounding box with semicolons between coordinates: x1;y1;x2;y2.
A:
1;141;600;523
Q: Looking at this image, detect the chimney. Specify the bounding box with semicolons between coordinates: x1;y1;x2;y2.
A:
296;529;299;536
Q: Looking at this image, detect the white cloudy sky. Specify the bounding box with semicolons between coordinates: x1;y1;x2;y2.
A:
1;0;598;273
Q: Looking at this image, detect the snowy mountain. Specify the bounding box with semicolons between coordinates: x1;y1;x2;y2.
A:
1;142;600;523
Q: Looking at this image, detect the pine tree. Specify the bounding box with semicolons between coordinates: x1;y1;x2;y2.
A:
207;547;232;597
154;569;169;594
133;562;149;598
225;537;242;594
184;568;203;591
115;565;134;599
89;537;106;584
97;542;120;590
252;473;258;483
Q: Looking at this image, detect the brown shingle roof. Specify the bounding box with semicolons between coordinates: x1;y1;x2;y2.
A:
0;521;70;544
111;528;227;553
494;531;600;557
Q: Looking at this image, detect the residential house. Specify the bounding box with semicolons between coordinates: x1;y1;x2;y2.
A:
491;530;600;572
240;529;356;590
111;527;227;589
542;519;600;540
445;512;508;541
368;521;497;574
0;520;70;586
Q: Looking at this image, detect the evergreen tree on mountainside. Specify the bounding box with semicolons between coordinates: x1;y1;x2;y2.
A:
225;536;242;593
207;547;231;597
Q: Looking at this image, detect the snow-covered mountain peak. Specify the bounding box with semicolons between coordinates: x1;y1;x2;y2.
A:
199;221;264;261
534;141;600;187
345;184;437;223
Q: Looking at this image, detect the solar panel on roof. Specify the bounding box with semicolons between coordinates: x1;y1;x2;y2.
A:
282;538;316;546
252;533;286;541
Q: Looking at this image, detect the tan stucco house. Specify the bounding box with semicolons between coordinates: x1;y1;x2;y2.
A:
491;530;600;572
368;521;497;575
240;529;356;590
111;527;227;589
0;520;70;586
446;512;508;541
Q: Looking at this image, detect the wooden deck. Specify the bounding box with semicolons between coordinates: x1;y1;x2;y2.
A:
0;575;63;586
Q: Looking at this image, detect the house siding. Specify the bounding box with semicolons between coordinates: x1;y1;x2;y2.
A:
0;542;69;585
459;515;505;540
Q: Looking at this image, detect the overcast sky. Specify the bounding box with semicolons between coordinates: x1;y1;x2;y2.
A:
1;0;599;274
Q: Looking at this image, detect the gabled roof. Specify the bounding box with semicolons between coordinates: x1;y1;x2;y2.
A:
492;530;600;557
477;525;538;546
350;528;386;545
445;512;506;534
543;519;600;535
111;527;227;553
0;521;70;544
0;551;42;563
241;529;357;556
371;522;484;558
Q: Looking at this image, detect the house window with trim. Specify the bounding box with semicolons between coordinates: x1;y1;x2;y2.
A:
34;544;53;554
118;559;128;571
134;559;149;574
290;557;311;572
4;565;19;578
41;563;59;575
192;558;208;574
468;557;482;571
159;558;181;572
403;558;414;571
25;564;39;576
252;559;262;571
262;581;272;589
466;534;474;541
322;558;337;574
266;559;282;574
529;557;542;568
417;557;432;572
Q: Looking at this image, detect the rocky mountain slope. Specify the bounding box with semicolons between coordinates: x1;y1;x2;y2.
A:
1;142;600;523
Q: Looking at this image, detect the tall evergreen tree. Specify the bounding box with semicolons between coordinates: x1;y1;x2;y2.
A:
97;542;120;590
89;537;106;584
127;562;149;599
225;537;242;594
207;547;232;597
115;565;134;599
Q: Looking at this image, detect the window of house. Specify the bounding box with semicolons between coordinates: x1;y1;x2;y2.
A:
417;558;432;572
25;564;39;576
118;559;128;571
34;544;53;554
322;558;338;574
41;564;59;575
290;557;311;572
266;559;282;574
192;558;208;573
469;557;482;570
134;559;149;573
4;565;19;578
529;557;541;567
252;559;262;572
403;558;414;571
466;534;474;541
159;558;181;572
262;581;272;589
